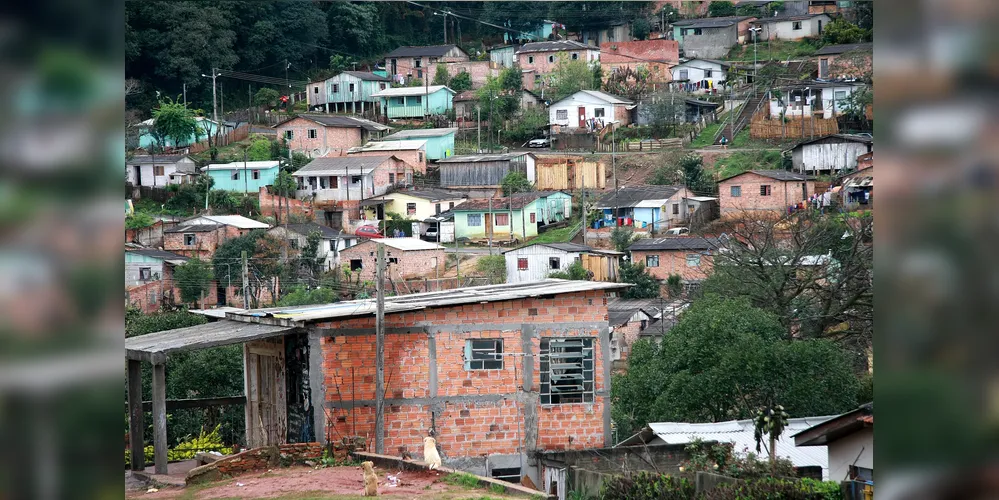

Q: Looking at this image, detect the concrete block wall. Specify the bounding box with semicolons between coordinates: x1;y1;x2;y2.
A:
275;117;364;157
719;173;816;215
630;249;714;282
338;244;444;282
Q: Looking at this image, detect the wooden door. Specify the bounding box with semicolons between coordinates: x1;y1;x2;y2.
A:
244;338;287;449
485;212;493;239
577;107;587;128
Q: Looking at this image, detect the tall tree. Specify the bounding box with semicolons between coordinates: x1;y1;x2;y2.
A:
174;257;215;306
152;97;203;147
546;58;598;101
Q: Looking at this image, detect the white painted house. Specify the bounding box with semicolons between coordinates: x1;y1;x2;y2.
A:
670;59;729;94
548;90;634;129
266;223;359;271
502;242;620;284
794;403;873;483
769;82;867;120
749;14;831;41
126;154;197;187
789;134;873;175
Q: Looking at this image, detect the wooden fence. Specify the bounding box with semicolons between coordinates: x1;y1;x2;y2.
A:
619;138;683;151
188;124;251;154
750;111;839;140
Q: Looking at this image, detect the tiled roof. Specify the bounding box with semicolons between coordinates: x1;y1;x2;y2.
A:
293;156;394;176
628;236;722;251
719;169;812;182
384;45;463;58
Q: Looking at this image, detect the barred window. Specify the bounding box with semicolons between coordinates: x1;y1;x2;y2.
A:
540;338;594;405
465;339;503;370
556;110;568;120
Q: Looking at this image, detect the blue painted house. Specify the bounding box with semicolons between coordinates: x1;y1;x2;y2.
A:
593;185;692;232
377;128;457;160
371;85;455;119
137;117;231;150
201;160;281;193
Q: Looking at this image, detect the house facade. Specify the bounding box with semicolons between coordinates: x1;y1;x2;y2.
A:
202;160;280;193
488;45;518;68
125;248;188;288
371;85;456;119
438;152;537;189
670;59;729;94
839;165;873;210
749;14;831;41
452;193;548;241
362;189;467;221
347;140;428;174
163;215;270;260
718;170;815;215
293;156;411;202
599;39;680;85
548;90;633;130
515;41;601;91
593;185;693;232
126;154;197;188
274;115;392;158
672;16;756;59
339;237;445;281
627;237;720;282
503;243;620;284
813;42;873;79
383;45;470;83
581;22;632;46
794;403;873;483
377;128;457;161
265;223;359;272
768;82;868;120
789;134;874;174
307;71;393;114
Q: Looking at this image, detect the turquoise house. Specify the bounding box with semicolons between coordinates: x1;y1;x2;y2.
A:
308;71;392;114
535;191;573;225
452;192;558;241
377;127;456;160
137;117;229;150
371;85;455;120
201;160;281;193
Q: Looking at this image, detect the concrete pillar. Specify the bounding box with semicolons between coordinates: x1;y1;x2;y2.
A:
151;361;168;474
127;359;145;471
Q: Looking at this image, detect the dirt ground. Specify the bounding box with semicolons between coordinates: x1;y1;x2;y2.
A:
128;465;519;500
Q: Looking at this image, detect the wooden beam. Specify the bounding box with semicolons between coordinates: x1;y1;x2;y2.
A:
127;360;145;471
151;362;168;474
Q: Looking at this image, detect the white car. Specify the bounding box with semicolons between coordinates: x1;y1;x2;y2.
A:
527;138;550;148
665;227;689;235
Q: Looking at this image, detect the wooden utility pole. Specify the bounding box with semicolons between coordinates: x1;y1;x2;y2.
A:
477;106;481;153
375;243;386;454
581;171;587;245
488;196;493;252
241;250;249;309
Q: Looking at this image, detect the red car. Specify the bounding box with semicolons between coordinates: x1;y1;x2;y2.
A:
354;225;383;238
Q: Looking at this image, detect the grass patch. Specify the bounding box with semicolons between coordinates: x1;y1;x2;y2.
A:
488;483;507;494
713;150;785;179
526;221;581;246
727;38;821;62
445;472;483;489
688;122;723;148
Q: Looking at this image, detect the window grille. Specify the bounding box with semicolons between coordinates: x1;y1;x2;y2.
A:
540;338;594;405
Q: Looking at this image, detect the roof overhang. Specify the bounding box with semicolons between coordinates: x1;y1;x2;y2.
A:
125;319;296;363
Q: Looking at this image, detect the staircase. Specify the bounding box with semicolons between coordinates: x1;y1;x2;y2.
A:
715;91;766;145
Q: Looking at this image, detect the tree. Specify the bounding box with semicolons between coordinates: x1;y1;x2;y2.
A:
610;226;638;252
549;261;592;280
665;274;683;299
708;1;737;17
212;230;284;308
476;255;506;284
679;153;715;195
547;58;598;101
297;230;325;287
329;54;354;74
619;261;660;299
753;405;790;470
501;171;533;196
277;285;337;307
126;211;155;230
432;64;450;86
822;18;871;45
631;17;652;40
254;88;280;108
448;71;473;92
152;97;202;147
247;136;272;160
174;257;215;305
642;91;687;138
611;297;859;435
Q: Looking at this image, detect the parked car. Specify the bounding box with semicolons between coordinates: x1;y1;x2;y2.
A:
355;225;383;238
665;227;689;235
421;228;439;241
527;137;550;148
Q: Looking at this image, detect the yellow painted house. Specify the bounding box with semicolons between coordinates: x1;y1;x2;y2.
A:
363;188;468;221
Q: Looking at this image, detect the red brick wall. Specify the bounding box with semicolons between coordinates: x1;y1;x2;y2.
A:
613;321;642;362
164;225;248;261
369;158;413;194
519;49;600;90
719;173;816;215
275;117;364;157
313;290;609;459
259;187;316;220
339;242;444;281
428;61;497;88
631;249;714;281
600;40;679;83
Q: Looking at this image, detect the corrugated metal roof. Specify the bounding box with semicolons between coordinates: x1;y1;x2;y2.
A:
128;155;191;164
201;160;280;171
371;85;454;97
126;248;190;264
516;40;591;54
378;188;466;202
194;215;270;229
125;320;292;360
350;237;444;251
813;43;873;56
454;192;544;211
340;71;392;82
272;114;391;132
349;140;427;153
293;156;393;176
628;237;722;251
164;224;219;233
553;90;633;106
380;128;457;140
752;13;828;23
280;223;345;239
437;152;527;163
719;170;812;182
672;16;753;28
384;44;463;58
594;186;683;209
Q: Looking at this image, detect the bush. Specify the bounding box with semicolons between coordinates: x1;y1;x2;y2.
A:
619;261;660;299
600;471;694;500
126;308;206;337
610;226;638;252
702;478;827;500
277;286;338;307
549;261;592;281
501;171;533;196
476;255;506;284
800;478;844;500
126;211;155;230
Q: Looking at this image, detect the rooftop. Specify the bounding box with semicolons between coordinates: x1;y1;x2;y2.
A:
554;89;633;105
380;188;467;202
719;169;812;182
279;223;346;239
594;185;684;209
813;42;873;56
673;16;754;29
371;85;454;98
128;154;190;164
794;403;873;447
453;192;546;211
752;13;828;23
169;215;270;231
348;140;428;153
125;248;189;264
293;155;394;177
339;71;392;82
380;128;458;140
201;160;280;171
350;237;444;252
384;44;464;58
436;152;528;163
272;114;391;132
792;134;874;149
515;40;591;54
503;242;621;255
628;236;722;252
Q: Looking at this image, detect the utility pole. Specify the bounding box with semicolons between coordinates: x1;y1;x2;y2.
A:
477;106;481;153
220;80;224;119
375;243;385;454
241;250;249;309
581;170;587;245
487;196;493;253
201;68;221;123
183;83;187;107
612;123;619;224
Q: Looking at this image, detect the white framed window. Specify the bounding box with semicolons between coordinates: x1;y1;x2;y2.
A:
231;171;239;180
183;233;196;246
308;129;317;139
646;255;659;267
467;213;482;226
793;21;802;30
464;339;503;370
556;109;568;120
414;58;422;68
548;55;555;63
686;254;702;267
540;338;594;405
139;267;152;280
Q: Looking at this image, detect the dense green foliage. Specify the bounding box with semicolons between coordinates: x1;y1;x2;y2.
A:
702;478;832;500
610;227;638;252
432;64;450;86
476;255;507;284
173;257;215;304
612;298;858;436
680;440;795;480
448;71;473;93
546;59;601;102
707;1;737;18
151;98;203;147
277;285;338;307
503;107;550;144
126;211;155;230
246;136;273;160
679;153;714;195
501;171;533;196
253;88;280;107
549;261;592;280
126;307;206;338
600;472;694;500
822;18;871;45
618;261;660;299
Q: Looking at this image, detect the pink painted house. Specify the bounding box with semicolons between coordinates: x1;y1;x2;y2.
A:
273;115;392;158
515;40;600;90
718;170;815;216
627;236;722;282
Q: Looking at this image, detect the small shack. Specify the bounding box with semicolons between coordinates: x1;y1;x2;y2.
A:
438;152;537;189
503;242;621;284
534;155;606;190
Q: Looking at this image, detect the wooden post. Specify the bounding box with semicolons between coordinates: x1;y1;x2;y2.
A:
151;361;168;474
241;250;249;309
375;243;385;454
127;360;145;471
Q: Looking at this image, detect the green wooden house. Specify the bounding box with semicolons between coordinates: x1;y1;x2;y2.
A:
308;71;393;114
371;85;455;120
451;191;573;241
377;128;456;160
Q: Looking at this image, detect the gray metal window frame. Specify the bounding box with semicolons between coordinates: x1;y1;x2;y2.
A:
465;339;503;370
540;338;594;405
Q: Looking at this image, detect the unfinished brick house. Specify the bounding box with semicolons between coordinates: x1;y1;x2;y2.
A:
718;170;815;216
627;236;722;283
339;237;445;281
163;215;270;260
125;280;625;486
273;114;392;158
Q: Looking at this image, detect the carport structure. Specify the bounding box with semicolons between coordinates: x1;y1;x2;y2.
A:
125;319;297;473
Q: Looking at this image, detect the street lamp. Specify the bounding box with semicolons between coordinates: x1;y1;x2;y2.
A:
201;69;223;123
748;27;762;81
